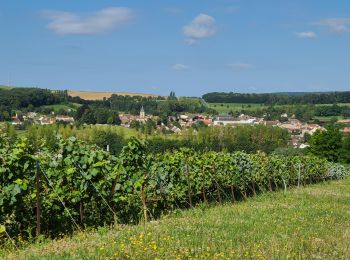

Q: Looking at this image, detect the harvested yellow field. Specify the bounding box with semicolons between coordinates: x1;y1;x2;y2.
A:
68;90;160;100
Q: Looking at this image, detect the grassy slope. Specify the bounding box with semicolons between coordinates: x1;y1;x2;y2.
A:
2;177;350;259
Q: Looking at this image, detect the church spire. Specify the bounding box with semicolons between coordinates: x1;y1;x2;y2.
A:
140;106;145;119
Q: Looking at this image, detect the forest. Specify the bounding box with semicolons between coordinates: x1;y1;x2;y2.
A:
203;91;350;104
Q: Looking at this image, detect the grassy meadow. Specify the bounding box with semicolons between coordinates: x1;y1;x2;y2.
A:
208;102;350;115
2;177;349;259
41;103;82;113
208;103;265;114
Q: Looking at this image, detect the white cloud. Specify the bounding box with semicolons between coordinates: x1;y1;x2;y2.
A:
315;18;350;33
296;31;317;38
183;14;216;44
42;7;135;35
228;63;253;70
173;64;189;71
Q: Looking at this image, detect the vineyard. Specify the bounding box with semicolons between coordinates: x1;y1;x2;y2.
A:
0;131;348;246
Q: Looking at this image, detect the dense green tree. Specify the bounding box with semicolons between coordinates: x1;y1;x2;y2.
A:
202;91;350;105
130;120;141;130
309;125;343;162
341;133;350;163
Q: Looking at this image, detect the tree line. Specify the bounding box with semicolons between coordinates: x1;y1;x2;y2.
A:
203;91;350;105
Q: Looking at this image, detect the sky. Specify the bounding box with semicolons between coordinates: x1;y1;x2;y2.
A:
1;0;350;96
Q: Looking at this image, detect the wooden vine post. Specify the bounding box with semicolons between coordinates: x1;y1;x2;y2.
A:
230;184;236;202
201;166;207;204
141;173;148;222
36;160;41;236
79;201;84;226
213;163;222;204
186;161;193;208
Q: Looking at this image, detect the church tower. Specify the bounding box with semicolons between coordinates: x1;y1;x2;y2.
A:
140;106;145;119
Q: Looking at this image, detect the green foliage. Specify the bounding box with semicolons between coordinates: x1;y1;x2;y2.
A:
309;125;343;162
4;177;350;259
203;91;350;105
341;133;350;163
0;133;348;244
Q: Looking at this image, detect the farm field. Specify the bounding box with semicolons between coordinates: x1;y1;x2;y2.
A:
208;102;350;114
0;85;13;90
314;115;345;121
208;102;265;114
68;90;160;100
41;103;82;113
2;177;350;259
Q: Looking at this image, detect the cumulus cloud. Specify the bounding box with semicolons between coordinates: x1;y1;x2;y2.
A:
41;7;135;35
227;63;253;70
315;18;350;33
296;31;317;38
183;14;216;44
173;64;189;71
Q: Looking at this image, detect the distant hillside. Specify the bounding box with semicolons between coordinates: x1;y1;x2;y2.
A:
68;90;161;100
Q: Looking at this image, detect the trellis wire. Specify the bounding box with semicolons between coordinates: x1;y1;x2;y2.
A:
75;163;117;218
40;167;82;232
2;226;18;249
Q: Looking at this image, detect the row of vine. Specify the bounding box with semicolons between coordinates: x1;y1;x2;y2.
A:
0;132;348;244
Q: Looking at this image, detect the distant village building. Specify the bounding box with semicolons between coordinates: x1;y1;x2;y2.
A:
56;115;75;123
201;118;213;126
171;126;181;134
261;120;280;127
213;114;257;126
342;127;350;133
338;119;350;124
11;113;23;125
140;106;145;119
279;118;302;134
39;116;56;125
137;106;147;124
11;118;23;125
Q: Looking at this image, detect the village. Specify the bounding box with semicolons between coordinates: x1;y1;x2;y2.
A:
10;106;350;149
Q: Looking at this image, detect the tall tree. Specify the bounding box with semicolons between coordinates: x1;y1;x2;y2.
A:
309;125;343;162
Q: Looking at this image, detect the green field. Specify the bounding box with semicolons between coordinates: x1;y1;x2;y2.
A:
0;85;14;90
41;103;82;113
208;102;350;115
314;116;345;121
208;103;265;114
2;177;349;259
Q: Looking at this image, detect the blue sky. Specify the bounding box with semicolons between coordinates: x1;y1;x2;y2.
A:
1;0;350;96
